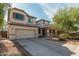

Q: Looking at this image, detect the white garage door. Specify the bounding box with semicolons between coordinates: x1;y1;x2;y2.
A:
15;29;35;39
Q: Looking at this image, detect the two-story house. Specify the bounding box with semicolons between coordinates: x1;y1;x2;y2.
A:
7;8;51;39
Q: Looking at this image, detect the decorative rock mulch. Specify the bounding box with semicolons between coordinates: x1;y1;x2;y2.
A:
0;40;21;56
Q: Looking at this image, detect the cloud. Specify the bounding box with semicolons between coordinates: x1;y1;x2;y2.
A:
66;3;79;7
39;3;79;21
38;4;59;21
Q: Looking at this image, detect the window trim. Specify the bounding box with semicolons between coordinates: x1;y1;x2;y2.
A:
28;17;33;23
13;12;25;21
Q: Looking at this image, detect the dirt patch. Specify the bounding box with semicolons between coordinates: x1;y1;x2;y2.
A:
0;39;31;56
66;40;79;45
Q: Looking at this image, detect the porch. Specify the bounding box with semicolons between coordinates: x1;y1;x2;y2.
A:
38;28;58;38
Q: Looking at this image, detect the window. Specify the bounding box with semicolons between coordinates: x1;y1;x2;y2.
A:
13;12;25;20
28;17;33;23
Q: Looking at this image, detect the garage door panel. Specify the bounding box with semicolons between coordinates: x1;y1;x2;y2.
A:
15;29;35;39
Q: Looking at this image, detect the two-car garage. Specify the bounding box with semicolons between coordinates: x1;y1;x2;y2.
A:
8;25;38;39
15;29;36;39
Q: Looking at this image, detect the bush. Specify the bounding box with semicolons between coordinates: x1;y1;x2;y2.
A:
69;33;79;39
1;31;7;38
58;33;70;41
69;35;79;40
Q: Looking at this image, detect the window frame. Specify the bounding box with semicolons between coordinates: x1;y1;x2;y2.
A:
28;17;33;23
13;12;25;21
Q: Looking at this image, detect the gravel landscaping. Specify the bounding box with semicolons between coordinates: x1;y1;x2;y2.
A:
0;39;31;56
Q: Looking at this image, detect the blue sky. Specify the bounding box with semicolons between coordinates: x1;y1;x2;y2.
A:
12;3;79;22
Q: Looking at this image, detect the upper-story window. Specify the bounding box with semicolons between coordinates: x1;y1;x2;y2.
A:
13;12;25;20
28;17;33;23
45;21;49;25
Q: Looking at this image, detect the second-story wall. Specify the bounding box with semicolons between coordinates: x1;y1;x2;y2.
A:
28;16;36;25
8;8;36;25
36;19;49;27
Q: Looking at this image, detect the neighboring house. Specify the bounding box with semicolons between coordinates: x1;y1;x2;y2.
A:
36;19;50;37
7;8;52;39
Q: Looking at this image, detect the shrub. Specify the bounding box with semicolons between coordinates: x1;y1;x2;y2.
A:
58;33;70;41
69;33;79;39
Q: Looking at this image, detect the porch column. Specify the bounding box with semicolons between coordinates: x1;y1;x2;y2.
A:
36;29;38;37
40;29;42;36
47;29;49;37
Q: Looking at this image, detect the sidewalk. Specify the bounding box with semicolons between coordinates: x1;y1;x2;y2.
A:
71;46;79;56
63;43;79;56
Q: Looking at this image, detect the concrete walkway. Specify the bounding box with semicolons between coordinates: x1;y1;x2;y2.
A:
16;38;78;56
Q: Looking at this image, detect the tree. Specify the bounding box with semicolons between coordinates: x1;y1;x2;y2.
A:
0;3;9;29
53;7;79;32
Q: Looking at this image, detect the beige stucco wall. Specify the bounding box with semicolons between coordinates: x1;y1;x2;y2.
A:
37;21;43;27
45;21;49;26
47;29;49;37
9;9;28;24
9;8;36;25
37;20;49;27
8;25;38;39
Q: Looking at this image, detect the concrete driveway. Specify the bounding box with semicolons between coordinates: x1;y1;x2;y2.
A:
16;38;78;56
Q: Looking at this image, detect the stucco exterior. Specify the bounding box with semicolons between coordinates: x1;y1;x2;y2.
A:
7;8;51;39
8;8;38;39
8;24;38;39
8;8;28;24
8;8;36;25
36;19;49;28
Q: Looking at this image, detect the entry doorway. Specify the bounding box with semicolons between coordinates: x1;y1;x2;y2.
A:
38;28;47;37
42;29;47;37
